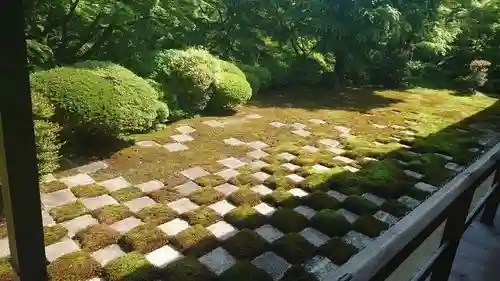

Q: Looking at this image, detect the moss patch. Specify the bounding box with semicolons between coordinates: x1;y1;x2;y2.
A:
119;224;169;254
304;192;340;210
181;207;220;226
342;196;378;215
272;233;316;264
269;208;309;233
104;252;155;281
195;174;227;187
0;225;7;239
228;189;261;206
224;205;267;229
170;224;219;256
71;183;108;198
136;203;177;225
229;173;258;187
110;187;144;203
188;188;224;205
149;187;183;204
44;225;68;246
264;188;300;208
381;200;410;217
48;251;102;281
222;229;268;259
75;224;121;251
163;257;215;281
300;167;344;192
311;209;352;237
219;261;272;281
281;265;316;281
0;258;13;281
49;201;87;223
40;181;67;193
91;204;133;224
320;237;358;265
353;215;389;238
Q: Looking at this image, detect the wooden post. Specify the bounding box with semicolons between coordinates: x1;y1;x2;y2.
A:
480;169;500;225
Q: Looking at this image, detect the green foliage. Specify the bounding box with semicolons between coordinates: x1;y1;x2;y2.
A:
208;72;252;110
457;60;491;93
239;64;272;91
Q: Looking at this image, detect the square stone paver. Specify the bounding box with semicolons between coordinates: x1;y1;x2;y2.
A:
0;239;9;258
175;181;201;196
215;183;239;196
136;180;164;193
254;202;276;216
270;122;287;128
200;247;236;275
334;126;351;134
246;114;262;119
176;126;196;134
60;173;95;188
302;145;319;153
214;169;238;180
404;170;424;180
41;189;76;210
342;231;373;250
247;150;269;159
312;164;330;173
82;195;118;211
252;172;270;182
372;124;387;129
252;252;291;281
136;140;161;148
445;162;464;172
168;198;199;214
279;152;296;162
289;188;309;198
363;157;378;162
294;206;316;220
42;211;55;226
159;218;190;236
252;185;273;196
303;256;340;281
61;215;98;237
374;211;399;225
203;120;226;128
91;244;125;267
45;238;80;262
309;119;326;125
218;157;247;169
299;228;330;247
247;141;268;150
77;161;108;174
124;196;156;213
328;147;346;155
163;143;189;152
333;156;355;164
292;129;311;137
146;245;182;268
281;163;300;172
99;176;131;192
207;221;238;240
398;196;421;209
326;190;348;202
362;193;386;207
250;160;270;170
319;139;340;147
344;166;360;173
255;225;284;243
181;167;210;180
391;125;406;130
110;217;143;234
337;209;358;224
434;153;453;161
292;123;306;130
223;138;245;146
170;134;194;143
414;182;438;193
286;174;305;184
209;200;236;216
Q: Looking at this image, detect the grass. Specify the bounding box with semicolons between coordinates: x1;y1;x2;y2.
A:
49;201;87;223
47;251;102;281
104;252;155;281
119;224;169;254
170;225;219;256
91;204;133;224
222;229;268;259
43;225;68;246
75;224;121;251
71;183;108;198
136;203;177;225
110;187;144;202
269;208;308;233
181;207;220;226
224;205;267;229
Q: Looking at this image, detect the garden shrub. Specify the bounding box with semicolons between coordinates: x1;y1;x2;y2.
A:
239;64;272;90
457;60;491;93
218;59;246;78
208;72;252;110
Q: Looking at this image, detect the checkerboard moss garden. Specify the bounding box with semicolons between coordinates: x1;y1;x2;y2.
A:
1;87;499;281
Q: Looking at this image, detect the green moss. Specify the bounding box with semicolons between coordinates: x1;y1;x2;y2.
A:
320;238;358;265
304;192;340;210
40;181;67;193
342;196;378;215
0;225;7;239
225;205;267;229
228;189;261;206
301;167;344;192
334;185;364;196
47;251;102;281
353;215;389;238
264;188;300;208
392;150;419;162
44;225;68;246
170;225;219;256
104;252;155;281
75;224;121;251
261;164;286;175
353;160;411;198
219;261;272;281
272;233;316;264
311;209;352;237
195;174;227;187
49;201;87;223
269;208;308;233
0;258;14;281
263;175;295;190
119;224;169;254
91;204;133;224
181;207;220;226
149;187;183;204
291;156;318;166
163;257;215;281
222;229;268;259
71;183;108;198
381;200;410;217
110;187;144;203
188;188;224;205
136;203;177;226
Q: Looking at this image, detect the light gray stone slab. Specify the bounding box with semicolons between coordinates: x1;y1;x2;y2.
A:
302;145;319;153
282;163;300;172
414;182;438;193
215;183;239;196
99;176;131;192
333;156;355;164
209;200;236;216
251;185;273;196
373;141;385;146
398;196;421;209
372;124;387;129
136;180;164;193
254;202;276;216
342;231;373;250
395;159;410;166
245;114;262;119
363;157;378;162
203;120;226;128
41;189;76;210
445;162;464;172
309;119;326;125
200;247;236;275
180;167;210;180
60;173;95;188
163;143;189;152
218;157;247;169
110;217;143;234
0;239;9;258
167;198;199;214
374;211;399;225
146;245;182;268
319;139;340;147
337;209;358;224
61;215;98;237
328;147;346;155
91;244;125;266
253;172;270;182
124;196;156;213
252;252;291;281
247;150;269;160
391;125;406;130
175;181;201;196
334;125;350;134
303;256;340;281
286;174;305;184
404;120;418;126
215;169;239;181
255;225;284;243
170;134;194;143
45;238;80;262
300;228;330;247
289;188;308;198
403;130;416;136
326;190;347;202
136;140;161;148
292;129;311;137
312;164;330;173
292;123;307;130
42;210;55;226
250;160;270;170
404;170;424;180
77;161;108;174
362;193;386;207
223;138;245;146
279;152;296;162
247;141;268;150
468;147;481;153
388;136;401;142
270;122;287;128
176;126;196;134
294;206;316;220
159;218;190;236
82;195;118;211
434;153;453;161
207;221;238;240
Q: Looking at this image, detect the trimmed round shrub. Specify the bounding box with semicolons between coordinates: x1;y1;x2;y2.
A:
218;60;246;78
31;64;165;136
208;72;252;110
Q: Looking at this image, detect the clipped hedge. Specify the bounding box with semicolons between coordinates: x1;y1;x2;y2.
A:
208;72;252;110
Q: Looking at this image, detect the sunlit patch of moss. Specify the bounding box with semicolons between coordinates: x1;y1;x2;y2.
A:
264;188;300;207
195;174;227;187
170;225;219;256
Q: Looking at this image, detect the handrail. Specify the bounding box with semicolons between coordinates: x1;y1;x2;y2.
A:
331;141;500;281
